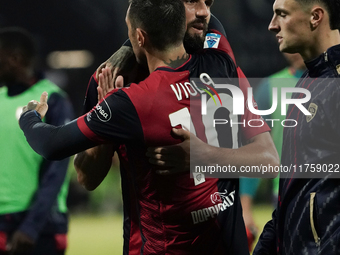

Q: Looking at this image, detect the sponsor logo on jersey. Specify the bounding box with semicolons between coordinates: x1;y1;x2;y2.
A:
86;112;92;122
191;204;220;224
306;102;318;123
210;189;235;210
191;189;235;224
204;33;221;49
94;99;112;122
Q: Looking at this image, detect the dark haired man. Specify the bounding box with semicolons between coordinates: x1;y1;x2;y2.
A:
254;0;340;254
0;27;72;255
75;0;279;254
74;1;242;254
19;0;278;254
75;0;229;190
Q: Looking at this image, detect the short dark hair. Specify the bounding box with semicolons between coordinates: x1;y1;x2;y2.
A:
0;27;37;65
295;0;340;30
128;0;186;51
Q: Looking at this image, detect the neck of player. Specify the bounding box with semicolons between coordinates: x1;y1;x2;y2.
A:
146;45;189;73
301;29;340;61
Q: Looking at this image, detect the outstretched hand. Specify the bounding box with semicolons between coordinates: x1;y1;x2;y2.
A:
146;128;192;175
20;91;48;119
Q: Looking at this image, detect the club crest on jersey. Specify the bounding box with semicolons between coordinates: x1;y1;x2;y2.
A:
336;64;340;75
193;172;206;186
306;103;318;123
204;33;221;49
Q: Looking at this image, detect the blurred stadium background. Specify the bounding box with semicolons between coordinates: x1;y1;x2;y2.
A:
1;0;281;254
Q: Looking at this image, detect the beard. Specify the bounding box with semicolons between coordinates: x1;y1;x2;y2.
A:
183;19;208;54
183;32;205;54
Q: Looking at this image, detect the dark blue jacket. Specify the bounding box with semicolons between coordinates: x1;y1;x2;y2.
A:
254;45;340;255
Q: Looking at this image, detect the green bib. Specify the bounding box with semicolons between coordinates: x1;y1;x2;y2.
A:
0;79;69;214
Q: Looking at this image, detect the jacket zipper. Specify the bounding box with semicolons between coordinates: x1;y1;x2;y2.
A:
324;51;340;76
310;192;321;247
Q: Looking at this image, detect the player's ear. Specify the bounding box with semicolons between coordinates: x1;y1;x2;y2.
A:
136;28;146;48
310;7;324;30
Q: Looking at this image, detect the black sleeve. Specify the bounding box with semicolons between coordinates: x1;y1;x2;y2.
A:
80;89;144;144
83;73;99;114
253;209;278;255
208;14;227;38
20;90;143;160
19;111;97;161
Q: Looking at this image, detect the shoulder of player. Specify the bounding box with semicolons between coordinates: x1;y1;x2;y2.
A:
204;30;236;62
124;70;187;92
199;48;233;64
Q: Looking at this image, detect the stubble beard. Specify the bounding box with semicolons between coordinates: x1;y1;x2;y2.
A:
183;32;206;54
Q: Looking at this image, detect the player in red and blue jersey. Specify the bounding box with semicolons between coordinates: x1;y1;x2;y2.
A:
76;1;247;254
20;0;278;254
76;2;233;253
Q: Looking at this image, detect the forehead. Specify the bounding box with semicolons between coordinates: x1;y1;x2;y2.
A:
183;0;214;4
273;0;300;11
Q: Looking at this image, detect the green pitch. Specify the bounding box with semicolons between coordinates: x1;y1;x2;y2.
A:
66;204;274;255
66;214;123;255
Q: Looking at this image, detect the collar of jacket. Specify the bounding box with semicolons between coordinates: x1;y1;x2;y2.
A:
305;44;340;78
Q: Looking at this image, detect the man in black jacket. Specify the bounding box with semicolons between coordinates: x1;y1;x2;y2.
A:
254;0;340;254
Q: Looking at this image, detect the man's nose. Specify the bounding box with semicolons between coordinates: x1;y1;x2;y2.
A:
196;1;209;19
268;15;279;33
